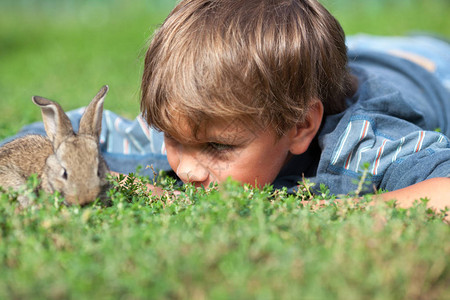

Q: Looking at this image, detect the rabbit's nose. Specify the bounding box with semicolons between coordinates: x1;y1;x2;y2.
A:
64;188;100;206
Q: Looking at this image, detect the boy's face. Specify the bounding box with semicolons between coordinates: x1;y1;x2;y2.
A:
163;118;293;188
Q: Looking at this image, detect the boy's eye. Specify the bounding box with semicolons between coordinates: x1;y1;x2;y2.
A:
206;142;235;153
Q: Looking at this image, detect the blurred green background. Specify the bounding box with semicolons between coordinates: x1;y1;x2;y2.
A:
1;0;449;139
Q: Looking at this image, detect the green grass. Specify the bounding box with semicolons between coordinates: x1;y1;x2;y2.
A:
0;0;178;138
327;0;450;37
1;174;449;299
1;0;450;298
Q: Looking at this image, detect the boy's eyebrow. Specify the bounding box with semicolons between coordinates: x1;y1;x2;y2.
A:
207;135;248;145
166;129;253;145
164;117;262;145
206;128;258;145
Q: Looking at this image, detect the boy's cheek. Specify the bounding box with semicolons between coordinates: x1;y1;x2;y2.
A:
165;147;180;172
215;161;277;188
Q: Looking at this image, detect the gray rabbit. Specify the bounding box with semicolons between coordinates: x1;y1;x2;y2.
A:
0;85;110;206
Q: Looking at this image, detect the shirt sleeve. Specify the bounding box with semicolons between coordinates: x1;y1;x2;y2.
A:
381;142;450;191
312;48;450;196
99;111;171;176
317;112;450;195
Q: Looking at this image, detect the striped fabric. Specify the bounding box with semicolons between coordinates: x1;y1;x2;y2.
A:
330;118;449;177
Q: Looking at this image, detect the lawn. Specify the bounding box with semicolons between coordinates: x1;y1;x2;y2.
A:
1;0;450;299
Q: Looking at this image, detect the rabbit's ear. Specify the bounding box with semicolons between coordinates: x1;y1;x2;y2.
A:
32;96;74;148
78;85;108;139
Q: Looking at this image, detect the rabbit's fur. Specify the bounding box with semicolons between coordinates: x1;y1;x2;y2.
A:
0;86;110;206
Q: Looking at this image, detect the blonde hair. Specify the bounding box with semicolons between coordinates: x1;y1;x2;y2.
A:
141;0;352;138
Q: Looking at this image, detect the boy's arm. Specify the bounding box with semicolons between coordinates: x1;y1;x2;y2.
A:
378;177;450;212
300;177;450;221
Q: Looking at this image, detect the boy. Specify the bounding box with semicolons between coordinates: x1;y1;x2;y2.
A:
138;0;450;210
4;0;450;211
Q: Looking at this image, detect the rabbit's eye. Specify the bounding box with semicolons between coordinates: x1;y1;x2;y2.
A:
61;168;68;180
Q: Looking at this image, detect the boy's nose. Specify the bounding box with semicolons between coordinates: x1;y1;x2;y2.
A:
176;155;209;184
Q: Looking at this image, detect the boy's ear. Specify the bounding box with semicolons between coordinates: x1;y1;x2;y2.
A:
288;100;324;155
